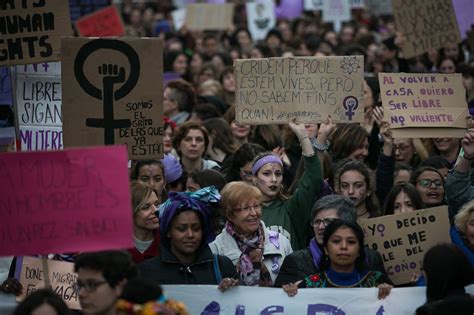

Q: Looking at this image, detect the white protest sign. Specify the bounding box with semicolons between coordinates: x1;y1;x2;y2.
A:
171;8;186;31
15;62;63;151
322;0;351;32
162;285;438;314
246;0;276;41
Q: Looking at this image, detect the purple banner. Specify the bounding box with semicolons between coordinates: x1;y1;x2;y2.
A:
452;0;474;38
276;0;304;19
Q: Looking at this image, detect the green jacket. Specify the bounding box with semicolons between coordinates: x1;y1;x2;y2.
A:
261;155;321;250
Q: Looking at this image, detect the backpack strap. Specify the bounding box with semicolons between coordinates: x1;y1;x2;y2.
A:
213;254;222;283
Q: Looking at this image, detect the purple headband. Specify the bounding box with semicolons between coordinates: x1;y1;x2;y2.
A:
252;154;283;175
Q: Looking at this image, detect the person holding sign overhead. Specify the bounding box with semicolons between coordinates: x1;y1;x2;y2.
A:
282;220;392;299
249;118;333;250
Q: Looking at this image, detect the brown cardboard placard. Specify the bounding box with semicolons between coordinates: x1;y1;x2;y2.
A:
0;0;73;66
185;4;234;30
379;72;469;138
359;206;450;285
17;256;80;310
235;56;364;124
392;0;461;59
61;37;163;159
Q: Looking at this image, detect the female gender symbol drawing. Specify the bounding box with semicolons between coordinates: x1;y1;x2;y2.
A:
74;39;140;144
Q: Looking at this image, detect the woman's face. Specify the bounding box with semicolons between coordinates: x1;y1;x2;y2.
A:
134;191;160;232
393;191;415;214
179;128;205;160
228;198;262;238
163;126;174;154
348;137;369;161
443;44;459;60
190;53;203;74
255;163;283;202
138;164;164;196
415;171;445;207
173;54;188;75
230;121;251;140
466;212;474;250
439;58;456;74
313;208;338;245
394;138;414;164
338;170;369;208
222;72;235;92
237;30;252;49
167;211;202;258
363;80;374;109
326;227;360;270
433;138;459;154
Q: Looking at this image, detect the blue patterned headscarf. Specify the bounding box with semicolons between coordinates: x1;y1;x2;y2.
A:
158;186;221;245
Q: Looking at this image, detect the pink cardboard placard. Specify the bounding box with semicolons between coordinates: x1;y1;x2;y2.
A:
0;145;133;256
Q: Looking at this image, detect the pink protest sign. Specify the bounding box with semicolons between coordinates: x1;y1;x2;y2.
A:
0;146;133;256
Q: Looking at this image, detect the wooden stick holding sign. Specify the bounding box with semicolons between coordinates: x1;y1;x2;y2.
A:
359;206;451;285
235;56;364;124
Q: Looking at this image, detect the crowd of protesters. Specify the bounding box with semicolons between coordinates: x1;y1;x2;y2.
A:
2;0;474;314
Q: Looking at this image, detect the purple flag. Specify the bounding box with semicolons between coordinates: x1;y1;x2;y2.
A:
452;0;474;39
276;0;304;19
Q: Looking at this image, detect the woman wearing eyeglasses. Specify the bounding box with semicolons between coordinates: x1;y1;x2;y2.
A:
209;181;292;287
274;195;387;287
282;220;392;299
411;166;445;208
128;181;161;264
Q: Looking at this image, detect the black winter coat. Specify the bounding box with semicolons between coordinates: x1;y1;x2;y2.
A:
138;244;238;285
274;246;390;287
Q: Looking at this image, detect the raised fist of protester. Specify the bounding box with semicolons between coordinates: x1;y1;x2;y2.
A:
0;277;23;296
461;128;474;159
379;120;393;144
218;277;239;292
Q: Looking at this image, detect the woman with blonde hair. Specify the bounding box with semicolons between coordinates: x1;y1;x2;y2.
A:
451;200;474;266
210;181;292;286
128;181;161;264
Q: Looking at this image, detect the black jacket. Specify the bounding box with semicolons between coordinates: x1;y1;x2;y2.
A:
274;246;390;287
416;293;474;315
137;244;238;285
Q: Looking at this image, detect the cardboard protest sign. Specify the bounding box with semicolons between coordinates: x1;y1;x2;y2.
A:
0;0;72;66
184;4;234;30
393;0;461;59
379;72;469;138
0;145;133;256
246;0;276;41
235;56;364;124
75;5;124;37
16;62;63;151
61;37;163;159
17;257;80;310
360;206;450;285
